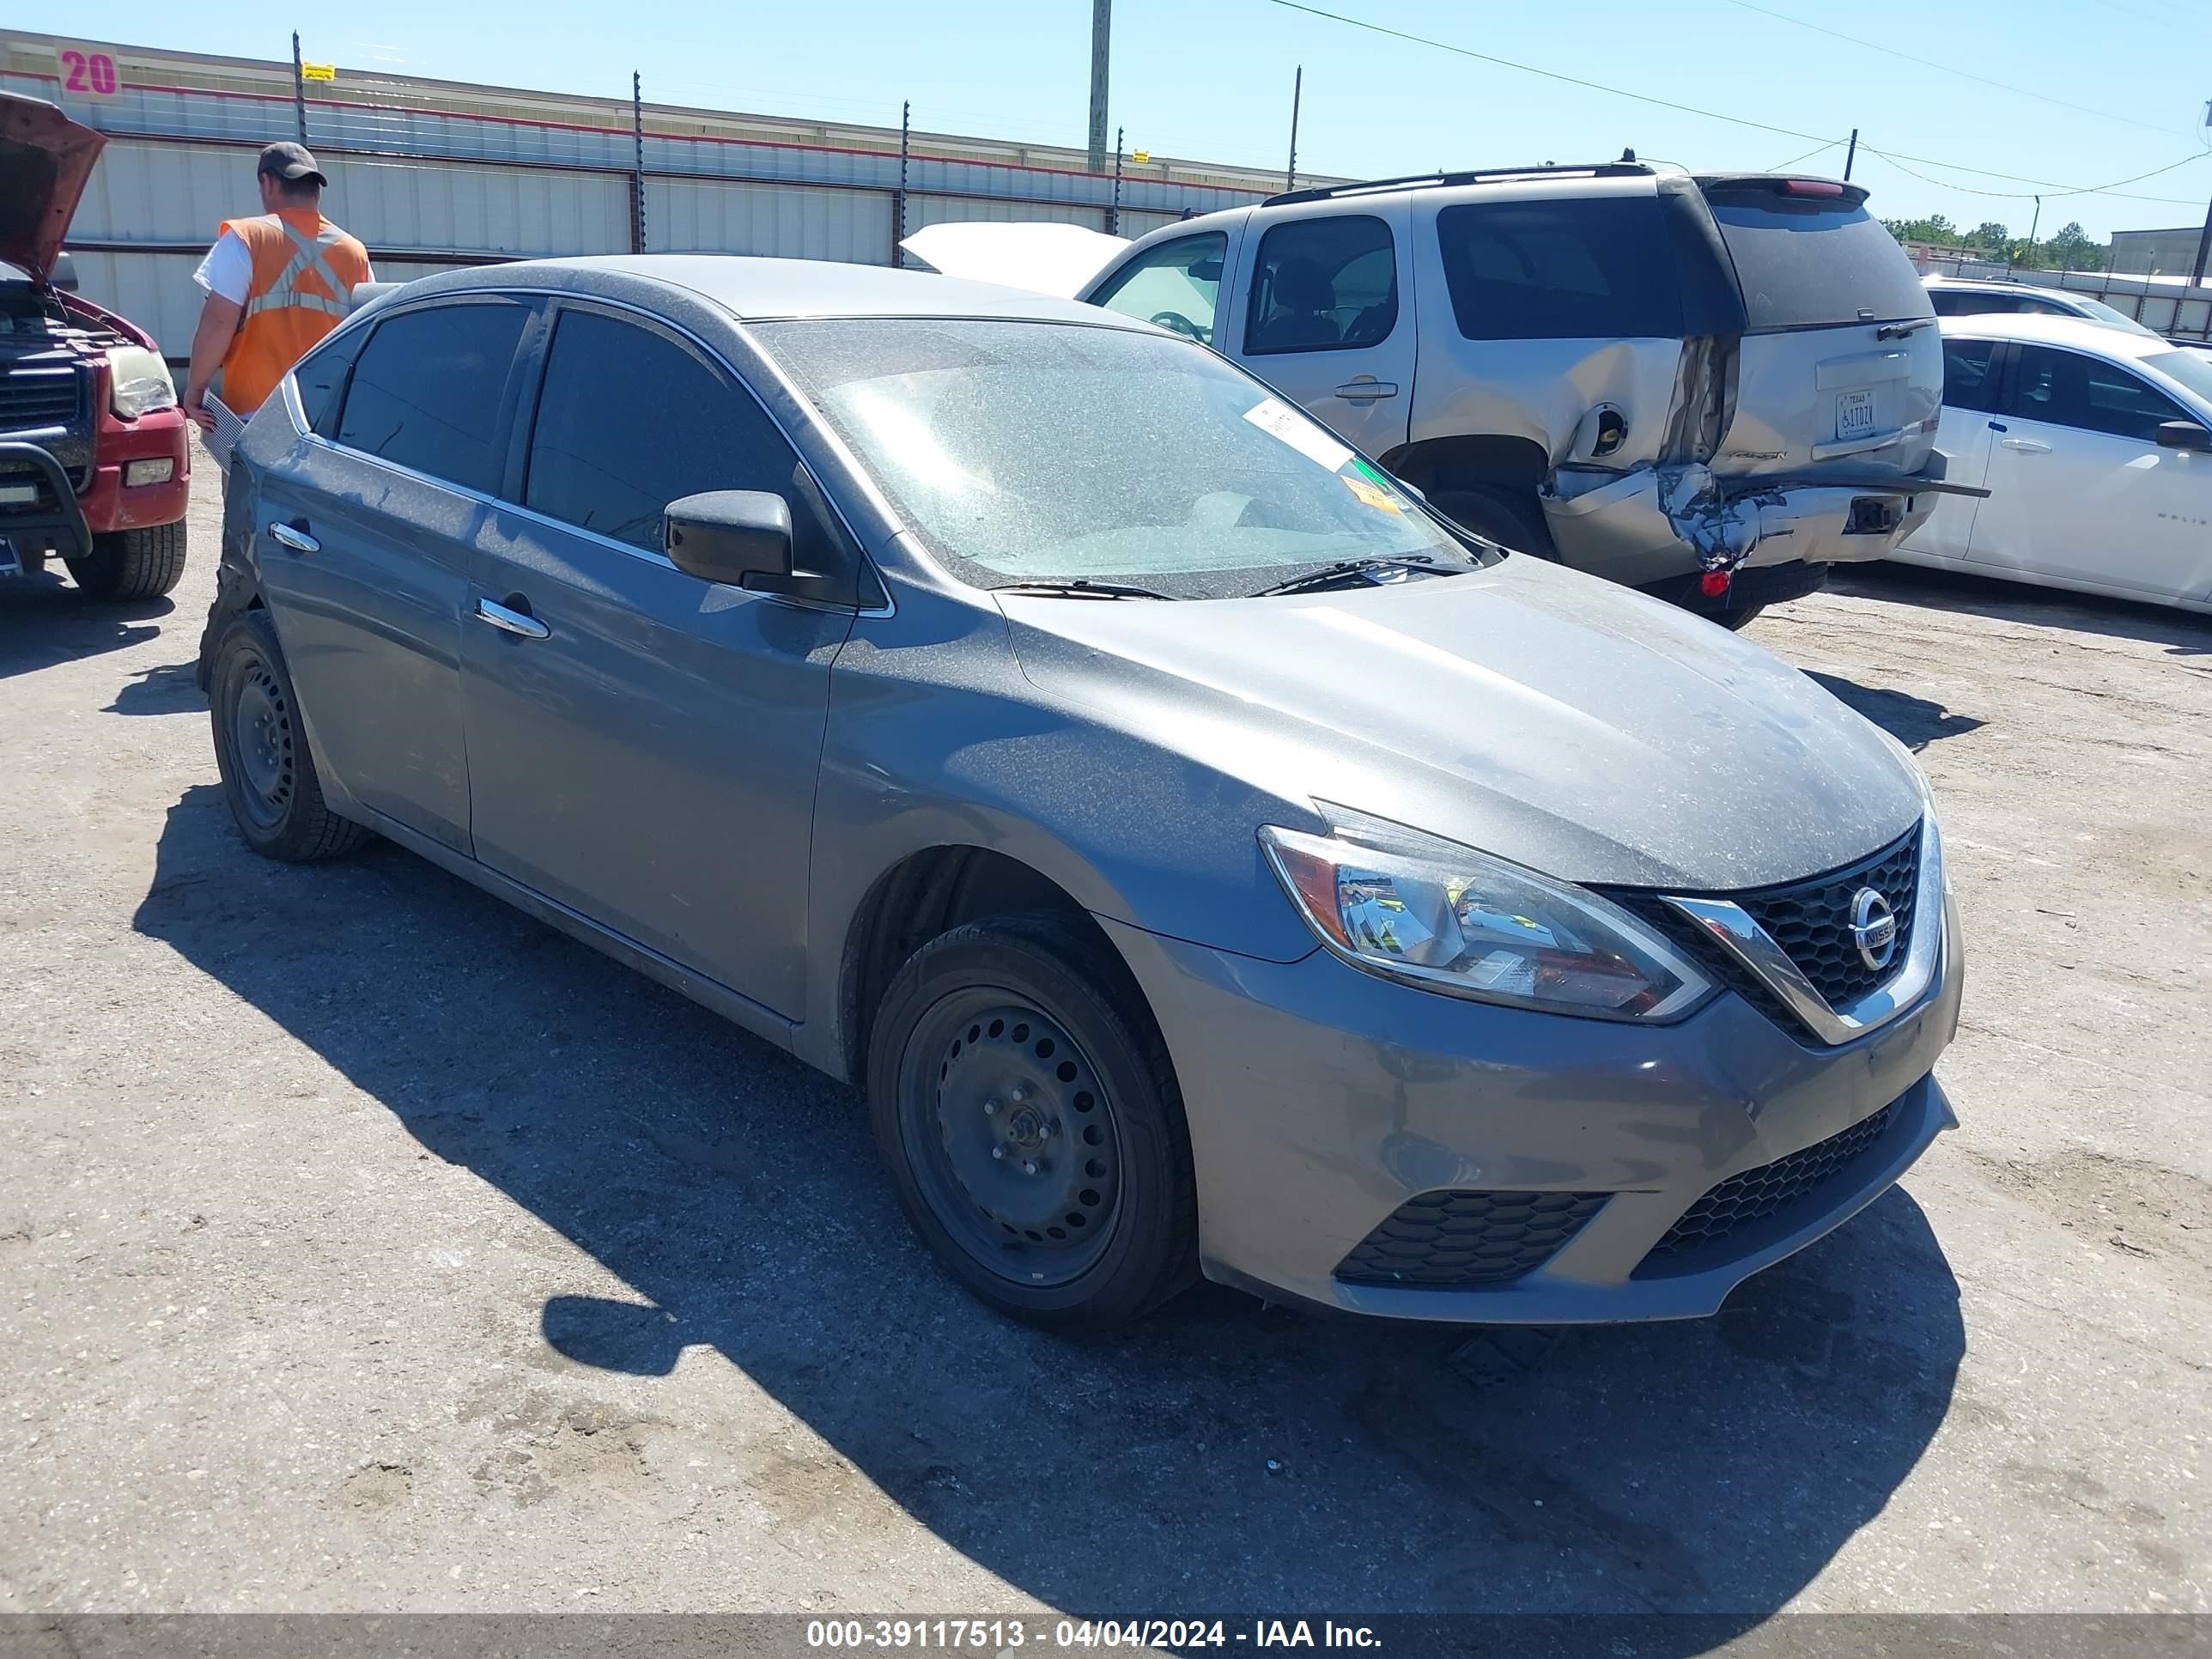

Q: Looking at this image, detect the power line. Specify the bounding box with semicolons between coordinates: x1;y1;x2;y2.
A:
1767;140;1838;172
1863;145;2209;203
1716;0;2188;137
1257;0;1840;147
1256;0;2212;207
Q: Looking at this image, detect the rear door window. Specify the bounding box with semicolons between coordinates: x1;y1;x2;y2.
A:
294;324;368;436
1434;197;1682;341
2007;343;2189;441
524;306;840;564
1941;337;2003;412
1091;233;1228;344
1700;183;1930;331
333;301;529;493
1243;215;1398;354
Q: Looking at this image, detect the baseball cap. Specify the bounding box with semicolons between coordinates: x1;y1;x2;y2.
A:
256;142;328;187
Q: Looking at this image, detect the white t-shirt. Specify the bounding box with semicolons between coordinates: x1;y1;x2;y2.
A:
193;228;375;304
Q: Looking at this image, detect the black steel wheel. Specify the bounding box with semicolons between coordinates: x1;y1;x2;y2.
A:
209;608;370;862
867;915;1197;1328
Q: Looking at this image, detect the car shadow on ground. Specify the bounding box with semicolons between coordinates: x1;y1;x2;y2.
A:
1829;562;2209;657
1803;672;1984;750
135;783;1966;1626
0;569;173;681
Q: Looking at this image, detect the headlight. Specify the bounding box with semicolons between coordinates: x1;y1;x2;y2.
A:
1258;806;1713;1020
106;347;177;418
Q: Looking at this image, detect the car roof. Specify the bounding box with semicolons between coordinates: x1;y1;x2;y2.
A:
1935;310;2177;357
388;254;1141;326
1925;276;2088;301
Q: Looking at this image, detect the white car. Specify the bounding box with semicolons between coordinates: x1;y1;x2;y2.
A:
1922;275;2162;339
1891;313;2212;612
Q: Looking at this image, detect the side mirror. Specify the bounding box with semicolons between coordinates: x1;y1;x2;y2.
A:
52;252;79;293
665;490;794;590
2155;420;2212;452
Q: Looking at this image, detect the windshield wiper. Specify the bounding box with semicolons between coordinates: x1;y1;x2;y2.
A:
994;579;1176;600
1253;556;1455;598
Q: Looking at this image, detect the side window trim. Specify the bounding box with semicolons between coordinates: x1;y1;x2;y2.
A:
321;292;540;498
2003;343;2185;437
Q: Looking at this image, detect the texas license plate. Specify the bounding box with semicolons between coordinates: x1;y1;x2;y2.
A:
1837;388;1877;441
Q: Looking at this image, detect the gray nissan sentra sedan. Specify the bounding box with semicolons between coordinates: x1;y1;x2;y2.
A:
200;256;1962;1329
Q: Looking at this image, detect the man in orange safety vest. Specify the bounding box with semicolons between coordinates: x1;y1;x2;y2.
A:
181;141;373;430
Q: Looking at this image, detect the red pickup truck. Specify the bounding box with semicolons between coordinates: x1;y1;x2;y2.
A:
1;92;191;599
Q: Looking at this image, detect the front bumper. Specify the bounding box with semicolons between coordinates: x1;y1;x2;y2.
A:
80;405;191;535
1102;893;1960;1323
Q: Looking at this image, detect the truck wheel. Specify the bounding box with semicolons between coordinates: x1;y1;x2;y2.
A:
65;521;189;601
867;915;1199;1330
1429;487;1557;560
209;608;371;863
1714;605;1767;631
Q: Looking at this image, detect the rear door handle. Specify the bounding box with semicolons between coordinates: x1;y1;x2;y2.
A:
266;521;319;554
475;596;550;639
1999;437;2052;453
1334;380;1399;402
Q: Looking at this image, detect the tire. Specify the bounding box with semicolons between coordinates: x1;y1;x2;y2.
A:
1429;487;1557;560
1713;604;1767;632
208;607;371;863
866;915;1199;1329
65;520;188;601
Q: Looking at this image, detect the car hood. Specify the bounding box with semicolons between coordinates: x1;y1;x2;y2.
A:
0;93;104;283
898;222;1129;300
998;557;1924;892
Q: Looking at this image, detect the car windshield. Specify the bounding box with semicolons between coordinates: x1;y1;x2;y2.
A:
757;317;1483;599
2069;295;2160;336
2142;349;2212;407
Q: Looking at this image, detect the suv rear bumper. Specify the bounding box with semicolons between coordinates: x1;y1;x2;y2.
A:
1545;459;1986;587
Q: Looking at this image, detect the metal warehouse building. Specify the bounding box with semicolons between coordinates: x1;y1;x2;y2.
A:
9;31;1316;356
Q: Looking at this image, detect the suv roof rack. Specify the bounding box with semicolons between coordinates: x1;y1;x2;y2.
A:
1265;158;1654;208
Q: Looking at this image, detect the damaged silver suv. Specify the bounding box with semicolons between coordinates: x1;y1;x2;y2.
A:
916;160;1977;626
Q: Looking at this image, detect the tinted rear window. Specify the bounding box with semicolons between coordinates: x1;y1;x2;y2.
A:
335;301;528;493
1702;186;1930;331
1435;198;1683;341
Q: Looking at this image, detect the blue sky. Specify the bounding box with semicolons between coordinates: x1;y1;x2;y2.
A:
71;0;2212;240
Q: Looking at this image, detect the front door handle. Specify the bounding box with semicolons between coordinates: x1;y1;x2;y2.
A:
266;521;319;554
2000;437;2053;453
475;596;550;639
1334;379;1400;402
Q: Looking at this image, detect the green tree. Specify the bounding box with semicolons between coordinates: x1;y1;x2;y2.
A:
1971;221;2011;249
2043;222;2104;270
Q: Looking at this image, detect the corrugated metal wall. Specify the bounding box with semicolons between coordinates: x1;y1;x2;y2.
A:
23;48;1279;355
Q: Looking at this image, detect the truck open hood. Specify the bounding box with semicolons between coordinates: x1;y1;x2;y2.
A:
1000;556;1924;893
0;93;104;283
898;222;1128;300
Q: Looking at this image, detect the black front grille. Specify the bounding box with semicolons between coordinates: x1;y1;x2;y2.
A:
1737;827;1922;1009
1638;1103;1896;1270
0;368;83;432
1606;825;1923;1033
1336;1190;1608;1287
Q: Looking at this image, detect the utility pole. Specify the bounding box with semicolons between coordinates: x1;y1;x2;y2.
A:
1285;65;1303;193
291;32;308;143
1087;0;1111;174
631;72;647;255
2023;194;2042;271
2192;103;2212;289
1843;127;1857;182
896;100;911;267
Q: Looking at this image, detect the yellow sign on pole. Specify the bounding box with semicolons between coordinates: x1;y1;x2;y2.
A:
301;62;336;82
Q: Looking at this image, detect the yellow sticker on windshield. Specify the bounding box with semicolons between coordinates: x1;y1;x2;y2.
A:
1343;475;1401;514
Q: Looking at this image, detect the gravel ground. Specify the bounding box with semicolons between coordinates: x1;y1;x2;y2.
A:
2;441;2206;1621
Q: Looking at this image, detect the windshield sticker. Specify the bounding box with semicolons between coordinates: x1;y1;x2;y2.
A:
1342;475;1401;514
1243;397;1353;473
